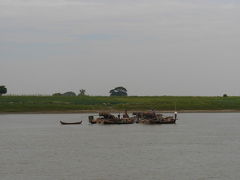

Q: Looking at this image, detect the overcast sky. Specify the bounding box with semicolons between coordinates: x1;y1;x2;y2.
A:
1;0;240;96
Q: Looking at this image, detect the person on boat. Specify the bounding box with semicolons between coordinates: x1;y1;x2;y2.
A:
151;109;156;118
174;112;178;120
123;110;129;118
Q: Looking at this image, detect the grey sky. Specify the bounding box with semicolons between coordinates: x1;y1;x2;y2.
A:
1;0;240;96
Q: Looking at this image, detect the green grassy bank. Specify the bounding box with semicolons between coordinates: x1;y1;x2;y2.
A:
1;95;240;113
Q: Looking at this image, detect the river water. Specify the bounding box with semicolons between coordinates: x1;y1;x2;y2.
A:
0;113;240;180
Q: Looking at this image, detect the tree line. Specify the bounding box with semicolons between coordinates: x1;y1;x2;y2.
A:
0;85;230;97
0;85;128;96
53;87;128;97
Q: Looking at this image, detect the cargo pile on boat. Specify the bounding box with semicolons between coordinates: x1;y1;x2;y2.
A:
133;111;177;124
88;111;135;124
88;111;177;125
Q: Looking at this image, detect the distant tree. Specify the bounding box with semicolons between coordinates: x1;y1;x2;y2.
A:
109;86;127;96
223;94;228;97
78;89;86;96
0;86;7;96
52;93;62;96
62;91;76;96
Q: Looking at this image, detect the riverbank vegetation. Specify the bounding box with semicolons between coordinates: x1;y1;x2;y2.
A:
1;95;240;113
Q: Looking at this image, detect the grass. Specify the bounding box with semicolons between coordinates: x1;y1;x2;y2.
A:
1;95;240;113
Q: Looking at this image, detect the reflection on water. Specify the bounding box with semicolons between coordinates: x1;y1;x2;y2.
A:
0;113;240;180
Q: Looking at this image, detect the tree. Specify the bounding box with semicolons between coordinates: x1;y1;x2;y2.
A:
78;89;86;96
223;94;228;97
62;91;76;96
0;86;7;96
109;86;127;96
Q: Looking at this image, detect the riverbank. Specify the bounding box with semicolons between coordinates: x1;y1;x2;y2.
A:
1;95;240;113
1;109;240;114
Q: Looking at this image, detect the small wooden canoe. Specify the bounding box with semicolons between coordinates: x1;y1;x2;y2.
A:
60;120;82;125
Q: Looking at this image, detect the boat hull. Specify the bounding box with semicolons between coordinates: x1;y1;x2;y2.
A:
88;115;135;124
101;118;135;124
60;121;82;125
136;117;176;124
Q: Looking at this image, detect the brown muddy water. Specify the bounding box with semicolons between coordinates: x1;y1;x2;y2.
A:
0;113;240;180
